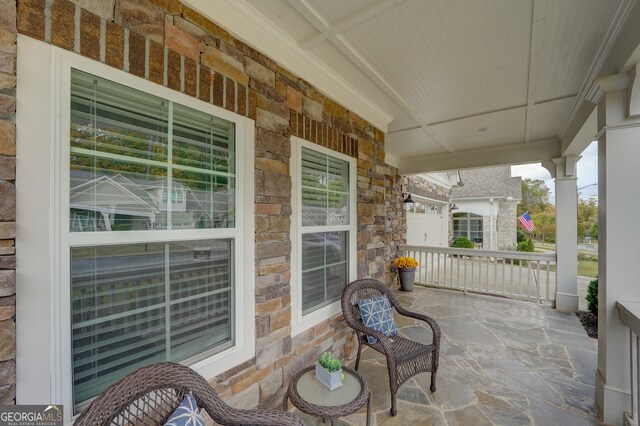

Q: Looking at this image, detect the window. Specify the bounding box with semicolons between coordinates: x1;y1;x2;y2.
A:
19;41;254;420
292;139;356;334
68;69;240;410
453;212;483;243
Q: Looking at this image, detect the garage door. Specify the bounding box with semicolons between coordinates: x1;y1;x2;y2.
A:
406;213;445;247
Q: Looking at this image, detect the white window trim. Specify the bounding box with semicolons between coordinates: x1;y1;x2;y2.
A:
290;137;357;337
16;35;255;422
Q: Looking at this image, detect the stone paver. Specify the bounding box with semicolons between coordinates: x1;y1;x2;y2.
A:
289;287;600;425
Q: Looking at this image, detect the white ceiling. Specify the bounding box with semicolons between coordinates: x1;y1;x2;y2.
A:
187;0;640;173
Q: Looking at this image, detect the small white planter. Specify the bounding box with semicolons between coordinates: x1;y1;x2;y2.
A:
315;362;343;390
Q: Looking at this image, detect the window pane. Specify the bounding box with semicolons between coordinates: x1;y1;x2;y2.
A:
71;239;233;409
301;188;327;226
301;231;348;314
70;70;236;232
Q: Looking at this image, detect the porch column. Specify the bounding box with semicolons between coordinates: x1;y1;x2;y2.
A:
595;69;640;424
552;155;579;313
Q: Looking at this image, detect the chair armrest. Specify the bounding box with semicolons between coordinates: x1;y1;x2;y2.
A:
394;307;441;346
200;401;304;425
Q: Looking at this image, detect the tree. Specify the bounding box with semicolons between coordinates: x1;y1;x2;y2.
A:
590;222;599;240
578;197;598;242
519;179;551;215
530;205;555;243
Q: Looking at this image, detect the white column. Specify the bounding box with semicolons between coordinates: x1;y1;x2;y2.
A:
595;70;640;425
552;156;579;313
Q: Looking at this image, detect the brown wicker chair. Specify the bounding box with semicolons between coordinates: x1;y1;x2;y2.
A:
74;362;304;426
341;278;441;416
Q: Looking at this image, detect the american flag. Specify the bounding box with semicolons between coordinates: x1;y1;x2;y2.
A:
518;211;535;232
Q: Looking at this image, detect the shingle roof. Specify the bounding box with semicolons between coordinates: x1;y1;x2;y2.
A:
451;166;522;199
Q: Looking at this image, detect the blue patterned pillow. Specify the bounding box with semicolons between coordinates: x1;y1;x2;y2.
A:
164;391;205;426
357;295;398;344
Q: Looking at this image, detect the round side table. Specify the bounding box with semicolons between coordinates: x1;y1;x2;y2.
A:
283;365;371;426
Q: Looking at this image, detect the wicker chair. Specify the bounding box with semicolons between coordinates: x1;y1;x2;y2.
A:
341;278;441;416
74;362;304;426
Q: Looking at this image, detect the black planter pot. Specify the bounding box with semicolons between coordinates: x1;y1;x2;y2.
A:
398;267;416;292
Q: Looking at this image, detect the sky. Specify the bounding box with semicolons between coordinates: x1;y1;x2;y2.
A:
510;141;598;202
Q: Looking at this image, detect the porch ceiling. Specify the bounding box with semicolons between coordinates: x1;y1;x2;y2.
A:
184;0;640;173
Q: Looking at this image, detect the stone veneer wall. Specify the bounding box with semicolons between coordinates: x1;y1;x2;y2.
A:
497;201;518;250
406;175;451;203
0;0;16;405
3;0;406;408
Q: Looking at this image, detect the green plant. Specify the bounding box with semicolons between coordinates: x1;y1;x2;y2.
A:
587;277;598;315
317;352;342;372
517;230;526;243
517;238;534;253
451;237;474;249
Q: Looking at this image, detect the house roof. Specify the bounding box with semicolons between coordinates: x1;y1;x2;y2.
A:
451;166;521;200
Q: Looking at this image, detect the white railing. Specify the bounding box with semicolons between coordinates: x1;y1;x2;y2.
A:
617;301;640;426
399;245;557;303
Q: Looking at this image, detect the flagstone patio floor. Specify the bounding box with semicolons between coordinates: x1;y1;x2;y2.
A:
291;286;600;425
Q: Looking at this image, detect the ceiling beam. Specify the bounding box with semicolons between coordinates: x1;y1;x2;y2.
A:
523;0;546;143
397;139;561;175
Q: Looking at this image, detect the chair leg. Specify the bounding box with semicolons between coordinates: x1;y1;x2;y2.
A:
430;370;437;392
390;387;397;416
354;342;362;371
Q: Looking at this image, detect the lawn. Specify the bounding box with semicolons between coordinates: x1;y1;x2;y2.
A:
549;259;598;278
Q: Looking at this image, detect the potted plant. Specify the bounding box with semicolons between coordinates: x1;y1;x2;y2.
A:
394;256;419;292
315;352;344;390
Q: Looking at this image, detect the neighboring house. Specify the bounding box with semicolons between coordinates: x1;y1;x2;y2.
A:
451;167;522;250
404;174;454;247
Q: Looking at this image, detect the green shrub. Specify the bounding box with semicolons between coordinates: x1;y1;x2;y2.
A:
451;237;474;249
517;230;526;243
517;238;534;253
587;278;598;315
317;352;342;372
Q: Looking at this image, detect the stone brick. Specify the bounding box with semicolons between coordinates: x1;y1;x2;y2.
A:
0;271;14;297
165;23;199;61
259;369;282;401
70;0;115;19
255;297;282;316
256;315;269;338
80;9;101;61
212;71;223;107
184;57;197;97
0;223;15;239
255;240;291;260
256;109;288;136
115;0;164;44
0;73;15;89
225;77;235;112
148;40;163;84
237;83;247;116
324;97;348;120
258;262;289;276
228;382;258;410
0;0;16;33
255;157;287;175
287;87;302;113
0;121;15;156
254;93;288;120
105;21;124;70
0;242;14;256
244;57;275;88
0;157;15;180
0;29;16;55
0;52;14;74
256;127;291;157
17;0;44;40
0;360;15;386
148;0;181;15
256;340;282;370
201;45;249;86
0;383;14;404
270;307;290;331
198;65;210;102
255;203;281;215
182;6;234;45
0;320;14;361
262;171;291;198
173;16;216;46
255;216;289;233
0;304;14;321
51;0;76;51
167;49;180;91
0;181;15;221
0;256;15;270
127;30;145;77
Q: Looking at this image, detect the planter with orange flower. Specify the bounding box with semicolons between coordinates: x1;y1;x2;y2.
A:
394;256;419;291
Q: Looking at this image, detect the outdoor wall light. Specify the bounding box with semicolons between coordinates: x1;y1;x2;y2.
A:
403;192;415;204
451;203;459;210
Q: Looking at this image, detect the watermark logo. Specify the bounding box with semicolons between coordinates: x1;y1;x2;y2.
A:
0;405;63;426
